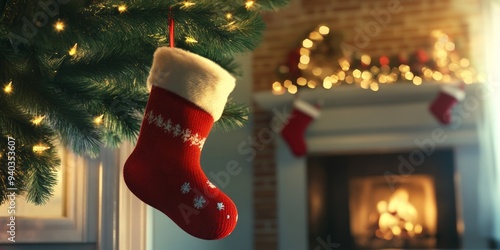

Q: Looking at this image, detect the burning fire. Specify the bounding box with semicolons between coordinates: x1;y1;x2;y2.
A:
375;188;423;240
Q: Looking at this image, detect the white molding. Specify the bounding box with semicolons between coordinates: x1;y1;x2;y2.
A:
0;144;148;248
98;147;120;250
118;142;148;250
0;148;99;243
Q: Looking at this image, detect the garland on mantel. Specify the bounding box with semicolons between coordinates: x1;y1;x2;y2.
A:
272;25;481;95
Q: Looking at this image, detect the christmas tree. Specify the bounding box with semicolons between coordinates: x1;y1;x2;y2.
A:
0;0;288;205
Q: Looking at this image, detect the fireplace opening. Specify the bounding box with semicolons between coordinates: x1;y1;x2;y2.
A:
307;149;459;249
349;175;437;248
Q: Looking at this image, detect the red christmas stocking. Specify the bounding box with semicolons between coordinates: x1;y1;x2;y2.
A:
124;47;238;240
429;84;465;125
280;99;320;156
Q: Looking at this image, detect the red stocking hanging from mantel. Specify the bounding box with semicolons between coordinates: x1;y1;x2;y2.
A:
429;83;466;125
280;98;321;157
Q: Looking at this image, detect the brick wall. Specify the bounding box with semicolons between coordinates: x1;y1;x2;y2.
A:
251;0;482;249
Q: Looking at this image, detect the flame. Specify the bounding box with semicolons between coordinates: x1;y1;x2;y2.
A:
376;188;423;240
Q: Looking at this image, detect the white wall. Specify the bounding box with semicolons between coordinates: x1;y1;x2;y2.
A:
149;53;254;250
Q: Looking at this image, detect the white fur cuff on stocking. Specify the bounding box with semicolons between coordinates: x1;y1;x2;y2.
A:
147;47;236;121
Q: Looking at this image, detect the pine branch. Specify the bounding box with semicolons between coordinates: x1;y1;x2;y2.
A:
0;0;291;205
215;99;249;132
24;146;59;204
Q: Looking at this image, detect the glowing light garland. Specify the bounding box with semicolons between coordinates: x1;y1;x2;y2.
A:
272;26;481;95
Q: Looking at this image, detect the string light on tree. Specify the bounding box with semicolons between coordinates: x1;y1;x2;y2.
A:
182;1;195;8
185;37;198;44
118;5;127;13
0;0;286;211
93;114;104;125
33;144;51;154
54;20;65;31
0;0;287;208
245;0;255;9
3;81;12;94
31;115;46;126
69;43;78;56
225;21;237;31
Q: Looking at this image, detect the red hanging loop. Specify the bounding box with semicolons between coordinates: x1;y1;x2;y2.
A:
169;7;175;48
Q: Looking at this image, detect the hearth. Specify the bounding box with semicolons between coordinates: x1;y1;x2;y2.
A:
307;149;459;249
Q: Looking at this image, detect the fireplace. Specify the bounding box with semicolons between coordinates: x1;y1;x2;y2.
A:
254;83;489;249
307;149;459;249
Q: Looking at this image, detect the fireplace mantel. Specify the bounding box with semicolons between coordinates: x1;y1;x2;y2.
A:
254;82;481;154
254;82;465;109
253;82;487;250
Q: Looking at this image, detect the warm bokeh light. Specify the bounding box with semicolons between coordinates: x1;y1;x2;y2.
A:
69;43;78;56
33;144;50;154
323;77;333;89
312;67;322;76
287;84;297;94
378;74;387;84
339;58;350;71
460;58;470;68
362;71;372;80
185;37;198;44
414;224;423;234
183;1;195;7
93;114;104;125
445;42;455;51
432;71;443;81
413;76;423;85
337;71;346;81
405;71;415;81
302;38;313;48
309;31;323;41
4;81;12;94
298;63;308;70
118;5;127;13
297;77;307;86
353;69;361;78
55;21;65;31
245;0;254;9
270;29;478;94
361;54;371;65
345;75;353;84
31;115;46;126
300;55;310;65
307;80;317;89
318;25;330;35
398;64;410;73
272;81;281;90
272;81;284;95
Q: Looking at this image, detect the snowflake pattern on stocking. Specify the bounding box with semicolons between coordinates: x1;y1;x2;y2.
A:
207;180;216;189
180;182;191;194
193;196;206;209
216;202;225;211
146;110;206;150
